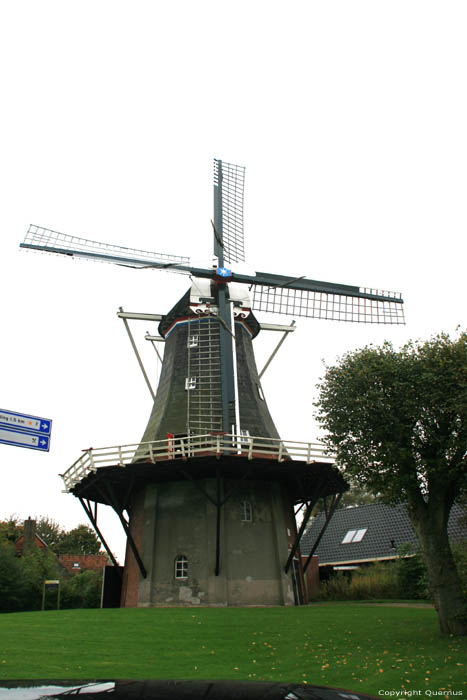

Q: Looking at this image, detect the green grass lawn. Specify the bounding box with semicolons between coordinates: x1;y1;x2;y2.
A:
0;605;465;695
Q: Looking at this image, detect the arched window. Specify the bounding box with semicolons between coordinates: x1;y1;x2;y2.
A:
175;555;188;579
240;500;252;522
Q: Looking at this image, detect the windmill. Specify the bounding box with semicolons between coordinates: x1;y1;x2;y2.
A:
20;159;405;607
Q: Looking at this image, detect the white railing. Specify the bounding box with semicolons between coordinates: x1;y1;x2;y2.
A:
61;433;335;492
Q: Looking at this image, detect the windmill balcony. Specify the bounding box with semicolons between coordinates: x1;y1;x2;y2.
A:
61;433;335;493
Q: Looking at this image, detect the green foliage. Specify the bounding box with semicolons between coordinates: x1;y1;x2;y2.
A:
0;546;60;613
395;545;430;600
0;542;24;612
0;516;23;544
17;550;61;611
60;570;102;609
0;517;101;556
312;481;378;516
56;524;101;555
313;563;400;601
0;516;102;612
315;332;467;505
35;516;64;550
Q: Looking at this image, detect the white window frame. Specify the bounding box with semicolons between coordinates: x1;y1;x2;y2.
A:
185;377;197;390
341;528;368;544
188;335;199;348
175;555;188;579
240;500;253;522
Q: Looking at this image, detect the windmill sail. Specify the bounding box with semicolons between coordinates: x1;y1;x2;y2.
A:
21;224;190;269
251;279;405;324
213;159;246;264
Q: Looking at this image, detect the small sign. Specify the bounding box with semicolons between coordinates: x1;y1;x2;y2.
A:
0;409;52;451
0;427;50;451
0;409;52;435
42;579;61;610
44;580;60;589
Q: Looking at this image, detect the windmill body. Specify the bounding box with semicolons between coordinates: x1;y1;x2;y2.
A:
20;159;404;607
122;280;299;606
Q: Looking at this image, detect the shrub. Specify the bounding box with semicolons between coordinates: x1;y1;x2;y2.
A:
395;544;430;600
19;549;62;611
60;570;103;609
0;542;25;612
312;562;399;601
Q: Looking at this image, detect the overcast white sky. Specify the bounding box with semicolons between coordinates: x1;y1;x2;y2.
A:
1;1;466;561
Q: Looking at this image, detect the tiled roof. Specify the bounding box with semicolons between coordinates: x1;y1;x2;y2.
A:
59;553;110;572
15;533;48;553
301;502;466;566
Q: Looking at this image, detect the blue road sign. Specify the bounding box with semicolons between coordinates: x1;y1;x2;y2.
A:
0;409;52;451
0;427;50;451
0;409;52;436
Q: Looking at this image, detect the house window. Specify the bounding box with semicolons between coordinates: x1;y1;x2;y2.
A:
341;528;368;544
73;562;80;569
185;377;197;390
175;555;188;579
188;335;199;348
241;500;252;522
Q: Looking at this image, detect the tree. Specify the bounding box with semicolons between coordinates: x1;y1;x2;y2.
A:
56;524;102;555
35;516;64;550
0;515;23;543
0;541;25;611
61;569;102;609
19;548;60;610
310;479;377;517
315;331;467;635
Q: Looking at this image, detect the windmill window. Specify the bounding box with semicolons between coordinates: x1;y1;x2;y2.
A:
241;500;253;522
175;555;188;579
239;429;250;444
342;528;368;544
188;335;199;348
185;377;197;390
257;384;265;401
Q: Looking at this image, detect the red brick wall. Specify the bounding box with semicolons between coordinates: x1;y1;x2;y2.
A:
120;487;145;607
302;555;319;598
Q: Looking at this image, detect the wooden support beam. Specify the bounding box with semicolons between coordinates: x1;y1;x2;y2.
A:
78;497;121;572
303;491;343;573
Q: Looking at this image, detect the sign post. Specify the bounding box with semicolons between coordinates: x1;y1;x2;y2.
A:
42;580;60;610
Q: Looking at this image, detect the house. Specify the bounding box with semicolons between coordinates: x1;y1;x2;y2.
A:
14;517;47;555
59;553;110;574
15;518;109;575
301;502;466;585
